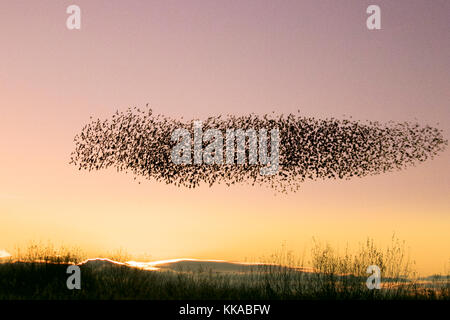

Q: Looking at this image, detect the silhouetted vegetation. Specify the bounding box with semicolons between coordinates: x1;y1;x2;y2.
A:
0;237;448;300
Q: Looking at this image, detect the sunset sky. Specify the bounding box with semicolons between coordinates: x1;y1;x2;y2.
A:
0;0;449;275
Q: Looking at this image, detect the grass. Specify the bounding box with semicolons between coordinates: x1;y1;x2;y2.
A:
0;237;448;300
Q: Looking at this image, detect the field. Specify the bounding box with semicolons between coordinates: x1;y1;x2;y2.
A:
0;237;448;300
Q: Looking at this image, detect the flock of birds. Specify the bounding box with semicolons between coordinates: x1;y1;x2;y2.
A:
70;106;447;193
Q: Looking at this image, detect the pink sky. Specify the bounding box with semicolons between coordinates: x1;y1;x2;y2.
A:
0;1;449;275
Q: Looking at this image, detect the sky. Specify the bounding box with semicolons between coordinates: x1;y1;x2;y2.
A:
0;0;449;275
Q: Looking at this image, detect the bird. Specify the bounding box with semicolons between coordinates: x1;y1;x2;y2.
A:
70;105;448;194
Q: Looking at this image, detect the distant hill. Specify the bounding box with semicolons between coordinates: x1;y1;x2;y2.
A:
79;257;313;274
